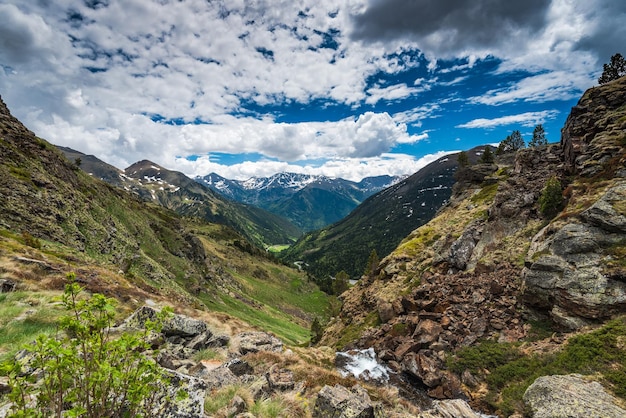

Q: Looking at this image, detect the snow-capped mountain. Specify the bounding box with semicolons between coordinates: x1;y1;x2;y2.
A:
195;172;405;231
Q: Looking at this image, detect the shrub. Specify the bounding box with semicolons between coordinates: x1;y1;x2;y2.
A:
538;176;564;219
0;273;175;417
20;231;41;249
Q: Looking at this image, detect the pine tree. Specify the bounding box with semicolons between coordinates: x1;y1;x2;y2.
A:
529;124;547;147
598;53;626;84
479;146;494;164
457;151;470;167
310;317;323;344
364;249;379;277
538;176;564;219
497;130;525;154
332;270;350;295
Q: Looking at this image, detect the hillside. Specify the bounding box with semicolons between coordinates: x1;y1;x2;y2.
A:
318;77;626;415
197;172;403;231
282;148;487;281
0;95;333;349
56;148;302;248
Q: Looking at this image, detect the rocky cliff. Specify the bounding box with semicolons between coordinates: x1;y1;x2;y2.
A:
319;76;626;415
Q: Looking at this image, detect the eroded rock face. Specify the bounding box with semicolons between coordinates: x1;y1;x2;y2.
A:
524;374;626;418
561;76;626;178
523;182;626;329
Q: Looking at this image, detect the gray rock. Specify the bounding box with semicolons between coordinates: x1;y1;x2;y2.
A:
581;183;626;233
524;374;626;418
233;331;283;355
418;399;483;418
447;223;482;271
225;358;253;377
522;183;626;329
188;363;239;390
248;376;270;401
147;369;207;418
0;279;16;293
313;384;384;418
121;306;209;337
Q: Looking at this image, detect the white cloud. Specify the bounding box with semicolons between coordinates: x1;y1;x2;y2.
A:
175;151;454;182
1;0;621;183
457;110;560;129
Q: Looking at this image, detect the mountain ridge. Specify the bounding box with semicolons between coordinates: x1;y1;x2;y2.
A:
196;172;405;231
281;147;488;282
55;149;302;248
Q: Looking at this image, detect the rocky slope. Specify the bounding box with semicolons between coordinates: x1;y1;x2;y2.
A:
319;76;626;415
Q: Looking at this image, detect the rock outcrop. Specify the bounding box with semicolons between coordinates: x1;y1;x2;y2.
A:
524;374;626;418
523;75;626;329
561;76;626;178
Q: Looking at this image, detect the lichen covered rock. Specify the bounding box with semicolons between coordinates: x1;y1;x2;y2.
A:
524;374;626;418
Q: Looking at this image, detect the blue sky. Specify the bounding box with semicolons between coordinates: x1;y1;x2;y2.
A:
1;0;624;181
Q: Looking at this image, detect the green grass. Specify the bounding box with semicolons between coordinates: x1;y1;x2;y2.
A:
250;398;287;417
200;292;311;346
470;183;499;205
203;384;244;415
447;316;626;415
0;291;62;362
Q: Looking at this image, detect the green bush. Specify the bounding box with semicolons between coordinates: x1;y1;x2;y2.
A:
1;273;175;417
538;176;563;219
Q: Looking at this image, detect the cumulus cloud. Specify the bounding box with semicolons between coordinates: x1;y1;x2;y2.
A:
457;110;559;129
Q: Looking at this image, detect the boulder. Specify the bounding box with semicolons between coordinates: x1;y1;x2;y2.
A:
418;399;484;418
225;358;254;377
447;223;482;270
188;363;239;390
313;384;384;418
0;279;16;293
523;183;626;329
413;319;443;347
266;364;295;392
233;331;283;355
146;369;207;418
401;350;443;388
121;306;209;337
524;374;626;418
228;395;247;417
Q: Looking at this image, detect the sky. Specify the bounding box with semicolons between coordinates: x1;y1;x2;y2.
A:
1;0;624;181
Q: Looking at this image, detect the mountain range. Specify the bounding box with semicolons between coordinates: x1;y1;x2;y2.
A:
196;172;404;231
282;147;489;281
57;148;301;248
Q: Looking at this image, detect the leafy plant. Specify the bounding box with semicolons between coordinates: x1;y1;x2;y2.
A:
1;273;175;417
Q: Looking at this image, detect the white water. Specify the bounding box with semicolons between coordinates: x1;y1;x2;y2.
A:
335;348;390;382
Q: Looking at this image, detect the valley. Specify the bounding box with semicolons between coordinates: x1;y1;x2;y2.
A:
1;75;626;417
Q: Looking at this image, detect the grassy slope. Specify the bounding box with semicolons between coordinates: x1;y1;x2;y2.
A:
0;96;333;356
